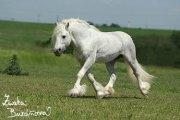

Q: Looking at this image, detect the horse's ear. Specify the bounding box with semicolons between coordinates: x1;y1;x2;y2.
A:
65;22;69;30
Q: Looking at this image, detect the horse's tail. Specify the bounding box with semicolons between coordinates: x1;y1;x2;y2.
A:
127;60;154;84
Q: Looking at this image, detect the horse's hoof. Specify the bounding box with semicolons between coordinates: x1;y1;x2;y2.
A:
105;87;115;95
140;81;150;97
68;88;79;97
140;88;149;97
96;91;105;99
96;87;114;99
68;84;87;97
142;91;149;97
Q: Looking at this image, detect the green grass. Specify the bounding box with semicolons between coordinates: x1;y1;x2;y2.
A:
0;20;53;51
0;20;180;120
0;51;180;120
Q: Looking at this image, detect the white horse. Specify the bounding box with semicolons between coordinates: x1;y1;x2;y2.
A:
52;19;154;98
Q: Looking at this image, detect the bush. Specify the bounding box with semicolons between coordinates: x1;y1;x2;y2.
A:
2;54;29;76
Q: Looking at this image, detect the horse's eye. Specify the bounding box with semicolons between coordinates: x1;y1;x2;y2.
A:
62;35;66;39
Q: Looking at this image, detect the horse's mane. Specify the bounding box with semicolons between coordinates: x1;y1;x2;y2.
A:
61;18;100;31
52;19;100;40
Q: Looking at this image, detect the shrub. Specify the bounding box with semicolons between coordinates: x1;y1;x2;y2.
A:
2;54;29;76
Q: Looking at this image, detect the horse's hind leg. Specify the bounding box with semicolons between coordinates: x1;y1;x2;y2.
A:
104;60;116;96
123;51;151;96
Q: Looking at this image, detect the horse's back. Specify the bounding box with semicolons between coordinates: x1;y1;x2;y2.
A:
107;31;133;44
109;31;135;51
95;31;131;63
95;31;135;63
102;31;135;51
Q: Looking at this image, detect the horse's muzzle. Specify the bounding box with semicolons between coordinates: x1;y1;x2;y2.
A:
54;48;62;56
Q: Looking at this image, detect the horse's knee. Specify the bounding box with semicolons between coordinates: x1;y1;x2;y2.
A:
77;72;84;79
133;71;140;78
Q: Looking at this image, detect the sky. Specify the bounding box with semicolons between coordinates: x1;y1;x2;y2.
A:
0;0;180;30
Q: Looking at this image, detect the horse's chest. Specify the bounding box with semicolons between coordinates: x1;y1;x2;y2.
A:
73;48;91;61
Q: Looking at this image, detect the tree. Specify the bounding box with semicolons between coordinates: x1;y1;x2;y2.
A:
102;24;108;27
110;23;120;28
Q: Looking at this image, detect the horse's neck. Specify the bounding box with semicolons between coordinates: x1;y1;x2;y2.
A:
71;24;89;37
70;24;92;46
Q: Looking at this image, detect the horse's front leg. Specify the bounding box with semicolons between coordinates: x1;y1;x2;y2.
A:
68;54;96;97
87;71;109;99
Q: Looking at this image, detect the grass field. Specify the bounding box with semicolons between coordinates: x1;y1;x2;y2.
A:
0;21;180;120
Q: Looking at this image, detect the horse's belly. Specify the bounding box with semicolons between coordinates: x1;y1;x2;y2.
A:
96;52;121;63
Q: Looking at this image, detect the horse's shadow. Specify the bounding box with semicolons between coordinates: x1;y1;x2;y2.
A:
66;95;142;99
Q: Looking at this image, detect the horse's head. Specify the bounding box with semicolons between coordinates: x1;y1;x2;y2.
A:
52;22;71;56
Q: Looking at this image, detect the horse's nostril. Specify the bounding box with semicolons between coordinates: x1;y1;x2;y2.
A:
54;48;61;53
54;48;62;56
58;48;61;52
